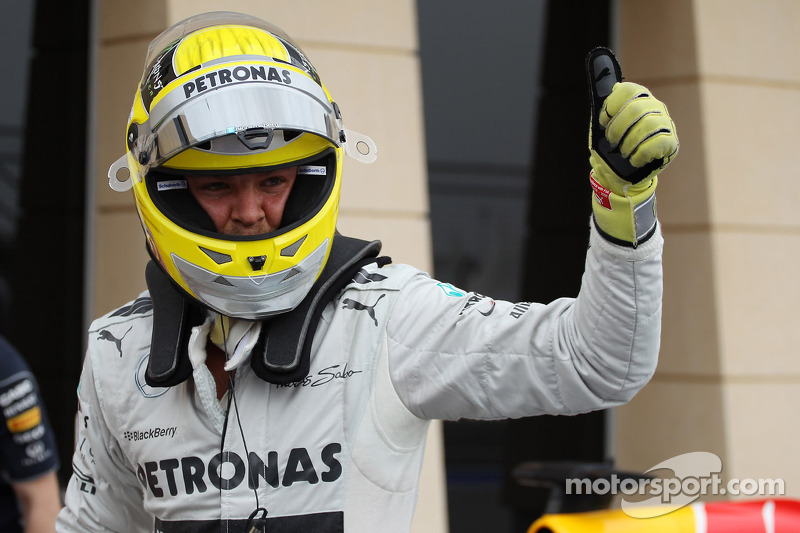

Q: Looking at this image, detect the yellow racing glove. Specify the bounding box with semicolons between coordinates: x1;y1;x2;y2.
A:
586;48;678;246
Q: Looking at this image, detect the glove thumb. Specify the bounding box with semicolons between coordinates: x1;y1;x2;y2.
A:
587;47;666;185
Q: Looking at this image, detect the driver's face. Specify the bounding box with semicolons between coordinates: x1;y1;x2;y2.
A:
186;167;297;235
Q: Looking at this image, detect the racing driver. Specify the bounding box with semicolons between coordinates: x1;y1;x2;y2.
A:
57;11;678;533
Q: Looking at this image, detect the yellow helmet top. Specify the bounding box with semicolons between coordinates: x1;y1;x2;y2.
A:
107;12;377;319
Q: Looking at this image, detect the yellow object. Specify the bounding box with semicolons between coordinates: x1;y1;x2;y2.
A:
7;406;42;433
107;13;376;318
528;506;696;533
172;26;292;75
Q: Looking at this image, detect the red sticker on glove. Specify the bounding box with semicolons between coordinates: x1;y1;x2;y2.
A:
590;171;613;210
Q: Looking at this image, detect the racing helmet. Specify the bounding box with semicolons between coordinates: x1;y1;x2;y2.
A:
108;12;376;319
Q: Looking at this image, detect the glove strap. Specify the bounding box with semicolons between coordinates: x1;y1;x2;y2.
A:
590;171;658;247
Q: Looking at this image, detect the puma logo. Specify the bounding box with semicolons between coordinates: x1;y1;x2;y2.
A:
341;294;386;326
98;326;133;357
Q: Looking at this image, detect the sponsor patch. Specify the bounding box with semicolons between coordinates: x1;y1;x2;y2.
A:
590;171;612;210
3;392;37;418
510;301;532;319
7;406;42;433
0;378;33;407
437;282;466;298
157;179;188;191
12;424;45;445
459;293;491;316
21;441;52;467
135;442;342;497
124;425;178;442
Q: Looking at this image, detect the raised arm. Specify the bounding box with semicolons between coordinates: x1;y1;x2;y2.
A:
386;48;677;421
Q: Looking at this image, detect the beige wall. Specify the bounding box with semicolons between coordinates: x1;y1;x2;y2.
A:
90;1;447;531
614;0;800;499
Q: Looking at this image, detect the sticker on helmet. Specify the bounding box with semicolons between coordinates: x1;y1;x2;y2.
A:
141;40;181;112
157;179;188;191
297;165;327;176
182;66;292;99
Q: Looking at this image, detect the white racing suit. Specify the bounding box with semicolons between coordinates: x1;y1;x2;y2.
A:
57;224;663;532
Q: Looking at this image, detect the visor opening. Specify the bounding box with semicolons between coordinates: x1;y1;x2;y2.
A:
145;149;337;241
